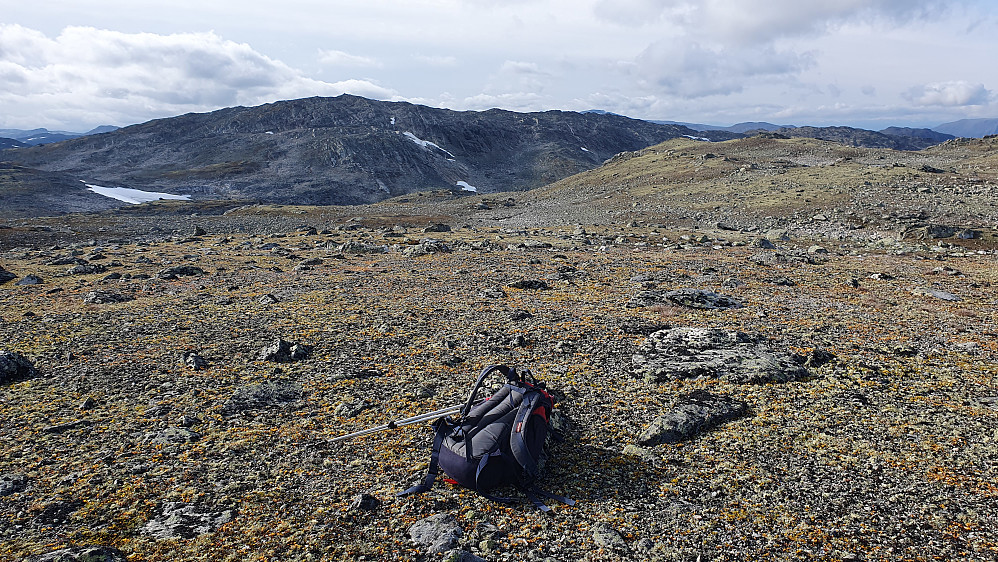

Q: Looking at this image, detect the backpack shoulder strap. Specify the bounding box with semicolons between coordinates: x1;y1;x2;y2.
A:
397;416;451;496
462;365;515;416
509;389;548;480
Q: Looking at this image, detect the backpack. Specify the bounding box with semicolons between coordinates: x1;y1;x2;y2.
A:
399;365;575;511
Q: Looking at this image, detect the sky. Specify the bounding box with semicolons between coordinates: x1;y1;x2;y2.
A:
2;0;996;132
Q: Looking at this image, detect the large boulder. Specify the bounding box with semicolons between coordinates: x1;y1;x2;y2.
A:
627;289;741;310
633;328;808;384
0;350;36;383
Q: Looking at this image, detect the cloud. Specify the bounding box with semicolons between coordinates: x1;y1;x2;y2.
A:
905;80;991;106
593;0;954;44
0;25;398;130
317;49;382;68
634;39;813;97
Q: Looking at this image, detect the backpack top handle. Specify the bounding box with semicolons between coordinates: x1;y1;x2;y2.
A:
461;365;521;416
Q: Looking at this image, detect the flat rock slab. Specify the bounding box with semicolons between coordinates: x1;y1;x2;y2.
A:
26;546;126;562
257;338;310;362
911;287;961;301
638;390;749;446
222;380;303;413
410;513;463;555
141;502;235;539
626;289;742;310
633;327;808;384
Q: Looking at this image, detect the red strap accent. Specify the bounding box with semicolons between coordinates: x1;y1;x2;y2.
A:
443;477;458;485
531;405;548;423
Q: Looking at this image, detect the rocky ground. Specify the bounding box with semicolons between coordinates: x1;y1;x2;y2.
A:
1;136;997;561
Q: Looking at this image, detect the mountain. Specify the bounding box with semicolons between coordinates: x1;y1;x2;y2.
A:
771;126;946;150
879;127;955;144
651;120;788;133
1;95;727;207
933;118;998;138
0;138;27;150
0;126;120;146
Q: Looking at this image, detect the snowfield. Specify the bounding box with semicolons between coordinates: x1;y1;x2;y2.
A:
86;184;191;204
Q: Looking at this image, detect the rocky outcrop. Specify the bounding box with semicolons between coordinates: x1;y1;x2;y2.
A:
638;390;749;446
633;328;808;384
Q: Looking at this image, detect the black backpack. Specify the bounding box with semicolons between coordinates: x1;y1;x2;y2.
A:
399;365;575;511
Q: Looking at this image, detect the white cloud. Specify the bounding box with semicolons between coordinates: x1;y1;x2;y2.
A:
905;81;991;106
634;39;812;98
0;24;398;130
317;49;382;68
593;0;953;44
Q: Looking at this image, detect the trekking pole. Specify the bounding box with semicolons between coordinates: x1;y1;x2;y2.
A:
332;404;462;442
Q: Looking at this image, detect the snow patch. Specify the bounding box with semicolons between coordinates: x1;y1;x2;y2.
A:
265;131;274;135
86;184;191;204
403;131;456;159
390;116;396;126
580;146;590;152
456;181;477;193
683;135;711;142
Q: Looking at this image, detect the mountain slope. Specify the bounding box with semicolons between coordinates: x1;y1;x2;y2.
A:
934;118;998;138
1;95;722;207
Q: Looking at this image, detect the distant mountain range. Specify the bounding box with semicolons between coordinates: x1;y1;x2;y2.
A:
2;95;729;209
2;97;997;217
932;118;998;138
0;125;118;147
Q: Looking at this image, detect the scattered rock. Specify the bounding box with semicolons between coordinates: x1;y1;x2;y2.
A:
82;291;132;304
423;223;452;233
0;266;16;284
16;274;43;285
26;545;127;562
67;264;107;275
182;351;209;370
0;473;29;496
338;242;389;254
409;513;463;555
141;502;235;539
638;390;749;446
619;318;670;336
79;396;97;410
911;287;961;301
142;427;201;446
441;550;486;562
348;493;381;512
591;522;627;550
478;286;507;299
632;328;808;384
33;499;84;526
334;397;371;418
804;348;836;368
403;240;451;256
259;293;280;305
159;265;206;279
257;338;310;362
753;238;776;249
192;225;207;236
627;289;742;310
222;380;303;413
1;350;37;383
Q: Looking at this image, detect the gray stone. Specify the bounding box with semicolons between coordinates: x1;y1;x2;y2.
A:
633;328;808;384
334;397;371;418
441;550;486;562
141;502;235;539
16;274;43;285
410;513;463;555
591;522;627;550
0;267;15;284
348;493;381;512
626;289;741;310
26;546;126;562
911;287;961;301
158;265;205;279
507;279;550;290
638;390;749;446
183;351;208;370
1;350;36;383
257;338;310;362
423;223;452;233
0;473;29;496
222;380;303;413
82;290;132;304
338;241;389;254
403;240;452;257
142;427;201;446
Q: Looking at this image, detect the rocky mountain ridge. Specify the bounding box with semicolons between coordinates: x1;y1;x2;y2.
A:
1;96;731;210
